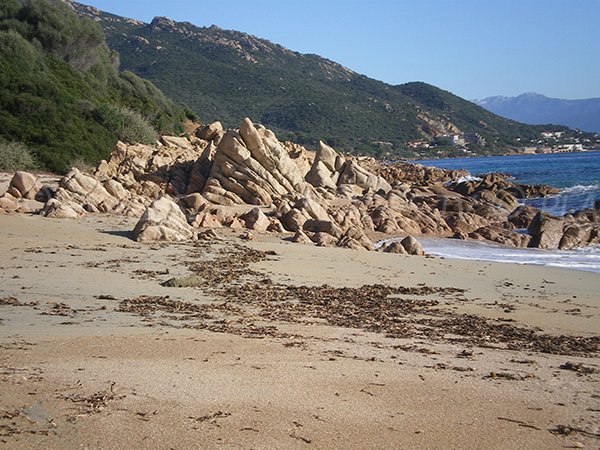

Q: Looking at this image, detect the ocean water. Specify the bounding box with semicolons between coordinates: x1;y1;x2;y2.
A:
408;151;600;273
416;150;600;216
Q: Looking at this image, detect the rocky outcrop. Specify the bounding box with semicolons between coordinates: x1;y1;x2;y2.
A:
1;117;596;253
202;118;309;205
305;141;391;194
133;197;195;242
449;173;560;207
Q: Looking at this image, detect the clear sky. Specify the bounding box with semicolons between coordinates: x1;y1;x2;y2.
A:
77;0;600;100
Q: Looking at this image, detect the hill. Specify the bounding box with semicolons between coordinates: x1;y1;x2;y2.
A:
475;93;600;133
0;0;190;172
71;3;569;158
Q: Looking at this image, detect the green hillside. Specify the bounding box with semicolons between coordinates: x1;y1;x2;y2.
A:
73;4;572;158
0;0;188;172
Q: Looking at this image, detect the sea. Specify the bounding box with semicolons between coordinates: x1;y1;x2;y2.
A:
400;151;600;273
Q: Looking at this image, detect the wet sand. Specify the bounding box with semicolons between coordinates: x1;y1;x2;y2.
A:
0;213;598;448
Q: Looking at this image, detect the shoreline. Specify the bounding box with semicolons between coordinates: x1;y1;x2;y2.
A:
378;235;600;274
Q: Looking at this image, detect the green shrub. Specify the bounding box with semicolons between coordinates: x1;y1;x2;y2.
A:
94;103;158;144
0;141;38;171
69;155;95;174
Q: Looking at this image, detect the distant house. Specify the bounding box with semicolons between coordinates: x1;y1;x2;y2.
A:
541;131;565;139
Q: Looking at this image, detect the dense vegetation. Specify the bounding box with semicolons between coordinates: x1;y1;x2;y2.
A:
76;6;570;158
0;0;188;172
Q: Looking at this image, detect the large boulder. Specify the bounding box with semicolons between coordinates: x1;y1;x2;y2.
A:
9;171;41;200
508;205;540;229
305;141;342;190
528;212;565;249
41;199;83;219
133;197;195;242
0;195;17;213
240;207;271;232
196;121;223;141
382;241;408;255
400;236;425;256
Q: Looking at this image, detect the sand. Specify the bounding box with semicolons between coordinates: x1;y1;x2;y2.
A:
0;213;598;449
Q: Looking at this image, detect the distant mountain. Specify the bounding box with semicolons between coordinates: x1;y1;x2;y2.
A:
0;0;188;172
70;2;565;158
475;93;600;133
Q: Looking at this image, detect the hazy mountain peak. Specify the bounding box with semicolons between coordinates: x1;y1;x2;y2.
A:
476;93;600;132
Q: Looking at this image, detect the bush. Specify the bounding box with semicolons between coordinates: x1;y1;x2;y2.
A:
0;141;38;171
69;156;95;174
95;104;158;144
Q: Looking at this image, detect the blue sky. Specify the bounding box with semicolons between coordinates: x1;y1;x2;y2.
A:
78;0;600;100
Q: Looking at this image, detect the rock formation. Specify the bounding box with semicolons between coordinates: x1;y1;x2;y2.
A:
1;117;596;253
133;197;195;242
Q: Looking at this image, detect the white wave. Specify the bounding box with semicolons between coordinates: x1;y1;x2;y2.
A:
559;184;600;195
377;237;600;274
443;175;482;187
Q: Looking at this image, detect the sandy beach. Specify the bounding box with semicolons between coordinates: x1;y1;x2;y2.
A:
1;212;598;449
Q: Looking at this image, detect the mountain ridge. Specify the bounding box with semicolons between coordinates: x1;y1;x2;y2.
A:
71;1;572;158
474;93;600;133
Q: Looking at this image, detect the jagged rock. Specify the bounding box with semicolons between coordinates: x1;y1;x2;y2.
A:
382;241;408;254
102;179;129;201
161;135;192;150
303;219;343;238
528;212;564;249
9;171;41;200
469;226;531;248
41;199;82;219
267;218;286;233
400;236;425;256
305;141;341;190
558;224;592;250
279;208;307;232
311;231;338;247
284;141;314;175
196;121;223;141
57;168;119;213
444;212;489;234
306;161;337;190
508;205;540;229
240;207;270;232
178;193;207;213
294;197;330;221
14;199;45;214
0;195;17;213
337;160;392;194
337;236;365;250
225;216;244;229
292;230;312;244
474;189;518;210
191;212;222;228
203;118;308;205
133;197;195;242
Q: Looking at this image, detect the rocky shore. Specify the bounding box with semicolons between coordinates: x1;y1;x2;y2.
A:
1;118;598;253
